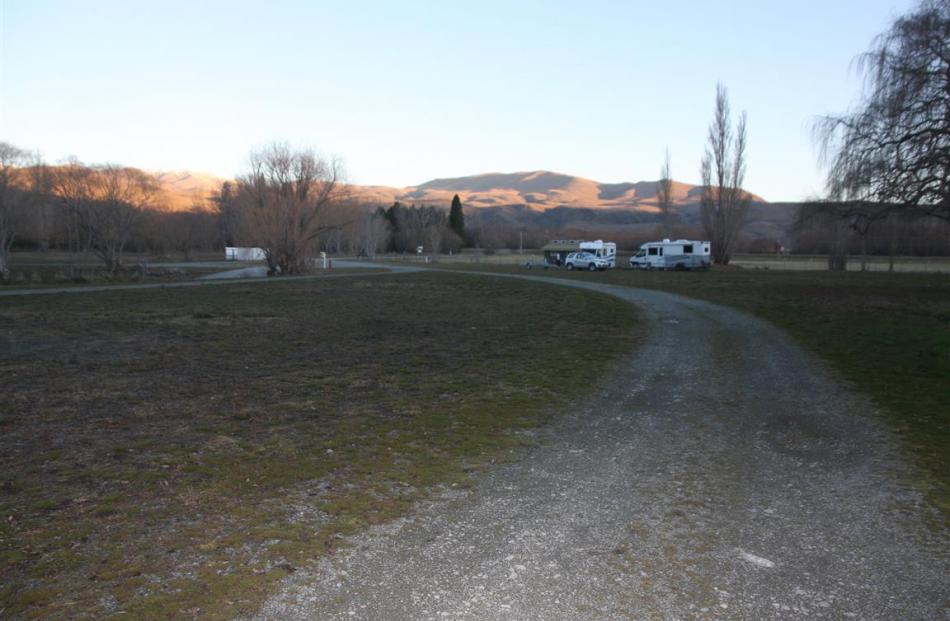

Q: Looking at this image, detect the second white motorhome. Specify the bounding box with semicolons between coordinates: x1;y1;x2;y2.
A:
629;239;711;270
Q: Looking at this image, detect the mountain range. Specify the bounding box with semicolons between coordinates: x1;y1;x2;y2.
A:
153;169;791;242
156;169;765;212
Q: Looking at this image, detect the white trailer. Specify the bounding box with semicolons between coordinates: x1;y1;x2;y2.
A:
579;240;617;267
629;239;711;270
225;247;267;261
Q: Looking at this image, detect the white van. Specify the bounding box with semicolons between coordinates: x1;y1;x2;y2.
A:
629;239;711;270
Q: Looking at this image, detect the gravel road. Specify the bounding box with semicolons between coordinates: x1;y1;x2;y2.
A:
253;275;949;620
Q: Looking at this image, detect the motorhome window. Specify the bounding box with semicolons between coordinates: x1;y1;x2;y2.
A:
704;247;710;253
658;247;664;256
648;247;658;256
683;244;693;253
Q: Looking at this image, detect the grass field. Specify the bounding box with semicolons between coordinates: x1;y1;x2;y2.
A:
422;251;950;273
2;251;245;287
0;272;640;619
434;264;950;523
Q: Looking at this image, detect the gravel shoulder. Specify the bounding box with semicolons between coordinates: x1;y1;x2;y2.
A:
253;275;949;620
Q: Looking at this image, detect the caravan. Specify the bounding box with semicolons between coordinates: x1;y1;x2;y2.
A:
541;239;617;268
629;239;711;270
579;240;617;267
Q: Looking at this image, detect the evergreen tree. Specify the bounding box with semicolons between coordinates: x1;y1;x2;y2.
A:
385;201;403;232
448;194;465;241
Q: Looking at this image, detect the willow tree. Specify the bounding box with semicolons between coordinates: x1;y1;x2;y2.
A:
815;0;950;224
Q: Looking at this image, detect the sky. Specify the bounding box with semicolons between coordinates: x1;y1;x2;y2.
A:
0;0;920;201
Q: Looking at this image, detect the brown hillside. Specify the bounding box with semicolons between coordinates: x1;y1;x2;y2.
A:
42;167;764;215
349;170;765;212
152;171;226;211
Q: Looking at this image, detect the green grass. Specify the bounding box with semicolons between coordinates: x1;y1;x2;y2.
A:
0;271;640;619
434;263;950;522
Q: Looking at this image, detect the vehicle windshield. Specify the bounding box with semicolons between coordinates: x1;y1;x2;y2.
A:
635;250;646;257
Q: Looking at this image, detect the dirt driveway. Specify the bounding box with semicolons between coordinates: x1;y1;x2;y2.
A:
252;275;948;620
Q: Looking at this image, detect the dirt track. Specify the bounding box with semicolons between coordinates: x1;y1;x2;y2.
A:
252;274;948;620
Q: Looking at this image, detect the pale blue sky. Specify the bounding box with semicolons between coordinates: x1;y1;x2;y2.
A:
0;0;918;201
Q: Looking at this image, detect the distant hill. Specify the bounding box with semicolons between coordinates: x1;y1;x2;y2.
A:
149;167;791;243
31;166;789;243
338;170;785;243
152;170;227;211
347;170;766;212
150;168;767;214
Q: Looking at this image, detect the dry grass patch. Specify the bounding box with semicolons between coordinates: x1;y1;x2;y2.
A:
0;271;639;618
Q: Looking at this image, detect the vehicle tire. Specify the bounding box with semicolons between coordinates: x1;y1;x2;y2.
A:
588;263;596;271
674;263;686;271
566;263;574;270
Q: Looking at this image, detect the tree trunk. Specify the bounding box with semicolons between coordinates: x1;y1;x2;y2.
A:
888;218;898;272
828;218;849;271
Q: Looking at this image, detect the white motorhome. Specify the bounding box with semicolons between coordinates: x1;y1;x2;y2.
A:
579;240;617;267
541;239;617;268
629;239;711;270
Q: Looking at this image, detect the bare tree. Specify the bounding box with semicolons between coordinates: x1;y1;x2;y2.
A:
0;143;27;278
52;159;95;272
358;207;389;257
52;162;159;273
655;148;675;237
165;205;218;261
236;143;345;274
700;83;750;265
87;166;159;272
0;143;45;278
815;0;950;222
411;206;449;254
26;162;54;252
797;201;854;270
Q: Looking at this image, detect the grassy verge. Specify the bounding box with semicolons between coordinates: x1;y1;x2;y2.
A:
0;267;223;288
433;263;950;522
0;267;385;292
4;250;257;287
0;271;639;619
